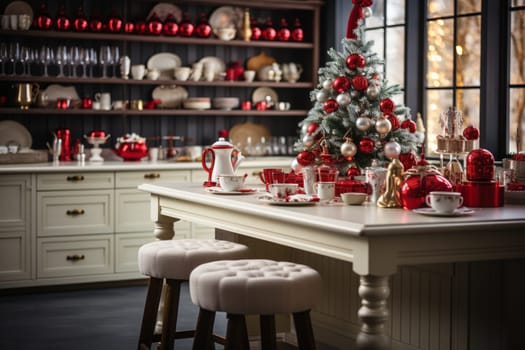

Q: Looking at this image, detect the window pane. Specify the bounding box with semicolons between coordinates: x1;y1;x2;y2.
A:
456;89;480;130
427;19;454;87
366;29;385;73
458;1;481;15
456;16;481;86
387;0;405;25
368;0;385;28
512;0;525;7
426;89;453;154
509;88;525;153
386;26;405;87
510;10;525;85
428;0;454;18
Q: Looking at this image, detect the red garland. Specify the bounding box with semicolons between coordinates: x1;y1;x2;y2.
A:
346;0;374;39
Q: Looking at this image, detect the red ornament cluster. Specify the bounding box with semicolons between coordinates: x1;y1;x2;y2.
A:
346;53;366;70
401;119;416;133
352;76;369;91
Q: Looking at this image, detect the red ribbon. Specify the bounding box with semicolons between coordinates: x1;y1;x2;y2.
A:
346;0;373;39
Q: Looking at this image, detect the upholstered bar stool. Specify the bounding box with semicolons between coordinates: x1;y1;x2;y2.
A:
189;259;323;350
137;239;249;350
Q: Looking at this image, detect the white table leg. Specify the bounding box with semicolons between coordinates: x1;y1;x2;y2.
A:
357;275;391;350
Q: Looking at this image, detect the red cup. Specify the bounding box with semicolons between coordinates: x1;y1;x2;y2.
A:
241;101;252;110
82;97;93;109
255;101;268;110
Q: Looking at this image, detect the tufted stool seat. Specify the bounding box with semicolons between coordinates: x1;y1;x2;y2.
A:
189;259;322;350
137;239;249;350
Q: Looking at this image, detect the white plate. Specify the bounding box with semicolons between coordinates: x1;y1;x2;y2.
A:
198;56;226;76
0;120;32;149
147;53;182;80
147;3;182;22
152;85;188;109
258;197;318;206
252;87;279;104
209;6;243;31
412;207;474;217
206;187;258;195
4;1;33;23
42;84;80;102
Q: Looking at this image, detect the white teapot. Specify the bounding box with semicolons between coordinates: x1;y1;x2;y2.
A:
201;138;244;186
282;62;303;83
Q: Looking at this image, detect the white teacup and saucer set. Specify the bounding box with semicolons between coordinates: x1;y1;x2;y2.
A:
413;191;474;217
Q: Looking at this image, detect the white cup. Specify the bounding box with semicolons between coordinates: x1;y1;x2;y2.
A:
269;183;298;199
92;101;101;110
243;70;256;82
316;182;335;201
18;14;31;30
9;14;17;30
174;67;191;81
214;27;236;41
8;143;19;153
219;175;245;192
131;64;146;80
425;191;463;213
148;147;159;162
0;145;7;154
95;92;111;111
146;68;160;80
112;100;125;110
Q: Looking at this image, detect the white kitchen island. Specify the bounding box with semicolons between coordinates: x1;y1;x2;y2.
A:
139;182;525;350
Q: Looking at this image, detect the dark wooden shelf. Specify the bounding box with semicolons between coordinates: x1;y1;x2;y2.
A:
0;76;314;89
0;30;314;49
164;0;324;10
1;107;307;117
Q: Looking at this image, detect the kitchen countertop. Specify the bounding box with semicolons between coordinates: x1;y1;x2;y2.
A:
0;157;294;173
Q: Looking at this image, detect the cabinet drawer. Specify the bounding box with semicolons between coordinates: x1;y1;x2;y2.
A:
115;233;155;273
115;170;191;188
37;190;114;236
37;235;113;278
115;189;190;234
37;173;114;191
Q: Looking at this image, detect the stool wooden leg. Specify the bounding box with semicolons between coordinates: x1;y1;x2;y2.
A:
193;308;216;350
160;279;182;350
225;313;250;350
293;310;316;350
138;277;164;350
260;314;277;350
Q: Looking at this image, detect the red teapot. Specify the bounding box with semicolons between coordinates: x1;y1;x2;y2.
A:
114;133;148;161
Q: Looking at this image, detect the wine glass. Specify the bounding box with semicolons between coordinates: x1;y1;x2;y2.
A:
0;43;8;75
19;46;29;75
89;48;97;77
40;45;52;77
70;46;80;78
79;47;88;78
8;42;20;75
99;45;111;78
111;46;120;78
56;46;67;77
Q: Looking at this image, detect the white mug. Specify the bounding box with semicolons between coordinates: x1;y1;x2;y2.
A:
316;182;335;201
243;70;256;82
92;101;101;110
9;14;17;30
18;14;31;30
131;64;146;80
269;183;298;199
425;191;463;213
174;67;191;81
219;175;245;192
95;92;111;111
148;147;159;162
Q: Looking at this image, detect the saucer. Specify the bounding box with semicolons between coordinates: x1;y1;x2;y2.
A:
205;187;257;195
412;207;474;217
257;194;319;206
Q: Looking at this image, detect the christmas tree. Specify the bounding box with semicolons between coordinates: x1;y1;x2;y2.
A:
294;0;423;175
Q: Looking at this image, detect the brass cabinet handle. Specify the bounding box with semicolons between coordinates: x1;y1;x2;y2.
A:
66;254;85;261
144;173;161;179
66;209;85;216
66;175;85;182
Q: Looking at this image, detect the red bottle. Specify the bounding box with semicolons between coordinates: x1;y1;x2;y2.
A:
179;13;194;37
36;2;53;30
250;18;261;40
162;14;179;36
73;6;88;32
55;5;71;31
291;18;304;42
262;17;276;41
56;128;72;161
277;18;290;41
147;12;163;35
195;12;212;38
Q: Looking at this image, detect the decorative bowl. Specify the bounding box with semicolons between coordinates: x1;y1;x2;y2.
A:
212;97;239;110
341;192;367;205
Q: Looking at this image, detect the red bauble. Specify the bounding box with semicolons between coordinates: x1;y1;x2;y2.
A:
163;14;179;36
401;119;417;133
107;15;123;33
513;153;525;161
179;13;194;37
387;114;400;131
307;123;319;135
277;18;291;41
89;18;103;32
251;19;262;40
262;18;276;40
359;137;375;154
352;76;369;91
379;98;395;114
333;76;351;93
400;169;453;210
463;125;480;140
147;13;163;35
134;21;146;34
346;53;366;70
195;13;212;38
323;99;339;113
346;166;361;178
466;148;494;181
36;3;53;30
291;18;304;42
73;6;88;32
124;21;135;33
399;152;417;171
56;6;70;31
297;150;316;166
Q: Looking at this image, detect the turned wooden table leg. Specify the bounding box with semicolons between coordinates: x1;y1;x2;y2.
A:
356;275;390;350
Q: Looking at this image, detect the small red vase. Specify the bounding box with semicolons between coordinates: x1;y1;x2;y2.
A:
162;14;179;36
124;21;135;33
179;13;194;37
55;5;71;31
36;2;53;30
262;17;276;40
73;6;88;32
195;12;212;38
251;18;261;40
134;20;146;34
107;11;123;33
291;18;304;42
277;18;290;41
147;12;163;35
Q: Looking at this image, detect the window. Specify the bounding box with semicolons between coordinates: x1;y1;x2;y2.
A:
509;0;525;153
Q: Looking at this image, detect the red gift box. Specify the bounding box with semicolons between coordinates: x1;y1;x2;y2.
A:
457;181;504;207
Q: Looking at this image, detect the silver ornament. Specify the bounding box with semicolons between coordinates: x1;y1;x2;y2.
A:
302;134;315;147
363;7;373;18
356;117;372;131
375;117;392;135
384;141;401;159
367;85;380;99
336;92;351;106
316;90;328;103
322;78;333;90
340;140;357;157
